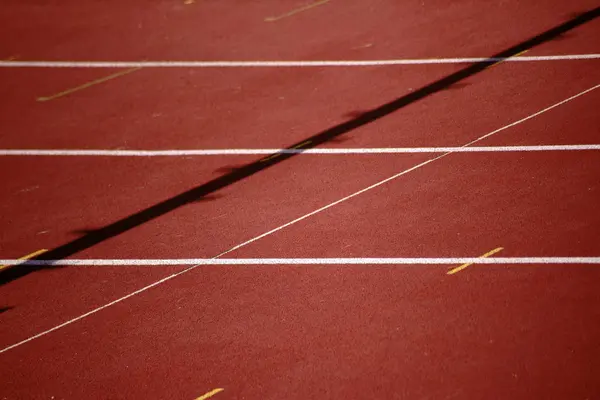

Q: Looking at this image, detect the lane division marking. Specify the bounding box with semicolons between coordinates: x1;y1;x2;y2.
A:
447;247;504;275
1;256;599;267
36;67;140;102
0;249;47;272
260;140;312;162
265;0;329;22
195;388;224;400
1;54;599;69
0;83;597;355
487;50;529;69
2;144;600;157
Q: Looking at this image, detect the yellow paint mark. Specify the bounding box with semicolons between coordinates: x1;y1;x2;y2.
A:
513;49;530;57
487;49;529;69
195;388;224;400
37;67;141;102
0;249;48;272
292;140;312;149
265;0;329;22
184;0;195;4
260;140;312;163
260;153;282;163
447;247;503;275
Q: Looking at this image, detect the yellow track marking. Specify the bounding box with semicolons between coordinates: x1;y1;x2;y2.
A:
260;140;312;162
184;0;195;4
195;388;224;400
292;140;312;149
0;249;48;272
260;153;281;163
37;67;141;102
447;247;504;275
487;49;529;69
264;0;329;22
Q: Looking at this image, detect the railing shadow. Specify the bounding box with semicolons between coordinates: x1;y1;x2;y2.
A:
1;7;598;286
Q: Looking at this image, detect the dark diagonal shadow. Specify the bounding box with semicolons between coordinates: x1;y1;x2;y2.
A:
1;7;598;285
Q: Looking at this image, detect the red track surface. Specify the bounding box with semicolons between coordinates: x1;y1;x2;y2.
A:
1;1;599;399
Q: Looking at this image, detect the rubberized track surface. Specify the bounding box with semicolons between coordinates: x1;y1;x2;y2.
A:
1;1;599;399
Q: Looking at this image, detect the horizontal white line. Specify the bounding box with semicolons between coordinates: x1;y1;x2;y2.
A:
1;145;599;157
0;54;599;68
1;84;596;356
1;257;600;266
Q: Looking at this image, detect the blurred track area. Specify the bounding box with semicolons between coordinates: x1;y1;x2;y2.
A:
1;1;599;399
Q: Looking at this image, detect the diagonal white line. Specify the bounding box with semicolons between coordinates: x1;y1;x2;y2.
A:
1;83;598;355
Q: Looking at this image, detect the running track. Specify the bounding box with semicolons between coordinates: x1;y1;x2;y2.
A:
1;1;599;399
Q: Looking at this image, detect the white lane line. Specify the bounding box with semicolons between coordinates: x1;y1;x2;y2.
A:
211;84;600;259
0;266;198;354
0;54;599;68
1;83;597;355
1;257;599;266
1;145;600;157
